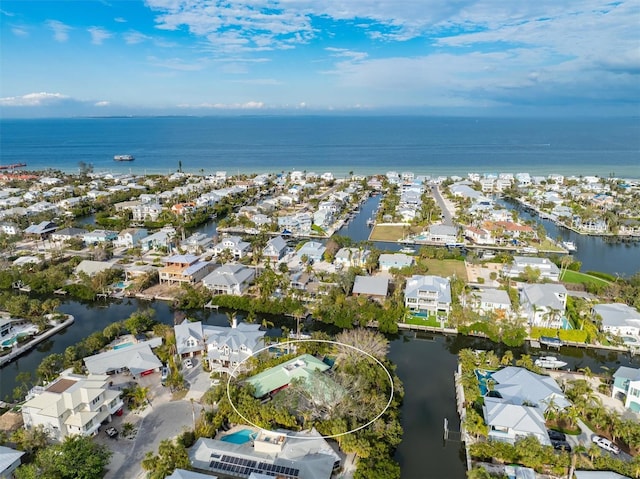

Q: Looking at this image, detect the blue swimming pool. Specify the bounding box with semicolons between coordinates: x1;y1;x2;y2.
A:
475;369;495;396
221;429;255;445
113;342;133;350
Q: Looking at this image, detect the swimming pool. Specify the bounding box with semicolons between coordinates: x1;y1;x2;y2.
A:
113;342;133;350
475;369;495;396
1;332;32;348
221;429;256;445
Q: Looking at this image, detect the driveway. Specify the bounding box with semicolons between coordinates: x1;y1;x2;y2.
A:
104;400;204;479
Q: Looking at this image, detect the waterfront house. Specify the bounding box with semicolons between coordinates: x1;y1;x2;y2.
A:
519;283;568;328
202;264;255;296
334;247;371;269
423;224;458;245
213;235;250;259
404;275;452;316
159;254;214;285
131;202;163;222
611;366;640;412
83;339;163;377
483;396;550;446
352;275;389;301
82;229;118;244
180;232;213;254
190;428;340;479
0;446;24;478
114;228;148;248
204;319;264;370
74;260;120;278
21;372;124;442
262;236;287;263
378;253;414;271
464;288;512;318
140;226;175;252
592;303;640;338
504;256;560;282
296;241;326;263
464;226;495;245
489;366;570;412
174;321;206;357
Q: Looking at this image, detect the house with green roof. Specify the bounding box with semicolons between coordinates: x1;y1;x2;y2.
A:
245;354;331;398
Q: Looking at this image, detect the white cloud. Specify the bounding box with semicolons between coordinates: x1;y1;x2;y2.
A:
0;92;69;107
147;56;207;71
11;26;28;37
114;17;127;23
124;30;151;44
88;26;113;45
46;20;72;42
95;101;110;107
0;9;14;17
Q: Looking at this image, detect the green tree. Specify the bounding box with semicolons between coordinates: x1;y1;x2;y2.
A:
124;308;157;335
142;438;190;479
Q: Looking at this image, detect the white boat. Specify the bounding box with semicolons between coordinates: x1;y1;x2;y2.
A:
114;154;135;161
562;241;577;252
399;247;416;254
534;356;567;369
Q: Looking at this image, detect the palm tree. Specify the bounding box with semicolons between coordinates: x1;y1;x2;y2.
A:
226;311;237;327
260;318;274;331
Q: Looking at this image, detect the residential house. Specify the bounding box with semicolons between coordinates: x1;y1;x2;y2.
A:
246;354;331;398
82;229;118;244
131;202;163;222
213;235;250;259
140;226;175;252
0;446;24;478
114;228;148;248
483;397;550;446
262;236;287;263
378;253;414;271
520;283;568;328
51;227;88;243
174;321;206;357
592;303;640;338
180;232;213;254
611;366;640;412
504;256;560;281
24;221;57;239
334;247;370;268
278;213;312;235
296;241;326;263
190;428;340;479
404;275;452;316
21;372;124;441
205;319;265;370
159;254;214;284
465;288;512;318
352;275;389;301
422;224;458;244
202;264;255;296
83;339;163;378
464;226;495;245
0;222;20;236
490;366;570;412
74;260;120;278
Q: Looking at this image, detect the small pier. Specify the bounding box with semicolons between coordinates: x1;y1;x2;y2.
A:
204;302;219;311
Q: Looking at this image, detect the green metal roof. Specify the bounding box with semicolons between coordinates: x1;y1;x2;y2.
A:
245;354;330;398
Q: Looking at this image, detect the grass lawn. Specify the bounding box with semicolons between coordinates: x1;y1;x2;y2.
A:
369;224;421;241
405;315;440;327
539;239;564;252
422;258;468;280
561;270;610;287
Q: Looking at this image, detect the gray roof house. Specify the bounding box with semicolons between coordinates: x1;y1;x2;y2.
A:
24;220;57;237
404;275;451;315
263;236;287;262
51;227;88;242
466;288;512;316
504;256;560;281
334;247;370;268
202;264;256;296
214;235;251;259
352;275;389;300
378;253;414;271
83;339;163;377
0;446;25;478
174;321;206;357
74;260;120;277
483;397;550;446
297;241;326;262
424;224;458;244
490;366;570;412
611;366;640;412
520;283;567;328
204;319;265;370
593;303;640;338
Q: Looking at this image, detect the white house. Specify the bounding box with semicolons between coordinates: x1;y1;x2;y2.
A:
423;224;458;245
140;226;175;252
83;339;163;378
490;366;570;412
404;275;452;316
504;256;560;282
611;366;640;412
520;283;568;328
174;321;206;357
205;319;265;370
483;397;550;446
214;235;250;259
202;264;256;296
180;232;213;254
465;288;512;317
593;303;640;338
131;202;163;222
21;372;124;441
263;236;287;263
297;241;326;262
82;229;118;244
334;247;370;268
378;253;414;271
114;228;148;248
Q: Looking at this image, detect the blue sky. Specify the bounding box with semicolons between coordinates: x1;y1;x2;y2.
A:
1;0;639;117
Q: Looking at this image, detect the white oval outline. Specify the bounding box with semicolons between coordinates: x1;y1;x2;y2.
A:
225;338;395;439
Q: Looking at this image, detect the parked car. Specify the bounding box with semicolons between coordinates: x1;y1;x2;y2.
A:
184;358;194;369
552;440;572;452
547;429;567;442
592;435;620;454
160;366;169;383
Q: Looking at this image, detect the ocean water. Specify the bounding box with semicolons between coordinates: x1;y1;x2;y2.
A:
1;116;639;178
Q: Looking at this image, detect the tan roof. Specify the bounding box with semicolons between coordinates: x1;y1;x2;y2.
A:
46;378;77;393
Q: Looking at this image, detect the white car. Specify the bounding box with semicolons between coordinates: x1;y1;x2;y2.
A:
184;358;194;369
592;435;620;455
